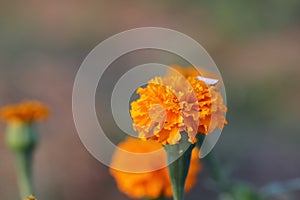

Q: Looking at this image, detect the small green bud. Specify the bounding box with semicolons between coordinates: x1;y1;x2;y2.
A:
5;122;37;152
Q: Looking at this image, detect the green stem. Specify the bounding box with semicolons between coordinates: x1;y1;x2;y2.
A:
14;150;34;199
164;133;194;200
5;122;37;199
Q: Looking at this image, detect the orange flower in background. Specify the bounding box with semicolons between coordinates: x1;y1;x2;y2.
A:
130;66;227;145
0;101;49;123
24;195;36;200
110;137;201;199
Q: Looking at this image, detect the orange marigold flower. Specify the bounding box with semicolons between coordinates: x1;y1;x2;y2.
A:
110;137;201;199
24;195;36;200
130;66;227;145
0;101;49;123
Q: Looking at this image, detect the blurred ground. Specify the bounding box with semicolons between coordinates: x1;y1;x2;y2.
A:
0;1;300;200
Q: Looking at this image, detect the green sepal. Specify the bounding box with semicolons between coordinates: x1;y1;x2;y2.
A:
5;122;37;152
163;132;196;200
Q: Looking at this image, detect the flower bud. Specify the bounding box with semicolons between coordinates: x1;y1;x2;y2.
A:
5;122;37;152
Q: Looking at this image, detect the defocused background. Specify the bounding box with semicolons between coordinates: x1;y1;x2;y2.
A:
0;1;300;199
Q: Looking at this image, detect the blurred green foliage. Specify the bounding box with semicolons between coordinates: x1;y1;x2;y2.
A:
197;0;300;36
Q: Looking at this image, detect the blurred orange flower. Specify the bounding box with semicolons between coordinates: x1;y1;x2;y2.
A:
23;195;36;200
0;101;49;123
110;137;201;199
130;66;227;145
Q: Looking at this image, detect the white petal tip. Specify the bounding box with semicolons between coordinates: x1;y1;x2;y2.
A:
196;76;219;86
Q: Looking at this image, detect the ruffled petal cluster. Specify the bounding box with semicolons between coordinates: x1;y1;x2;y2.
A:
0;101;49;123
130;66;227;144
